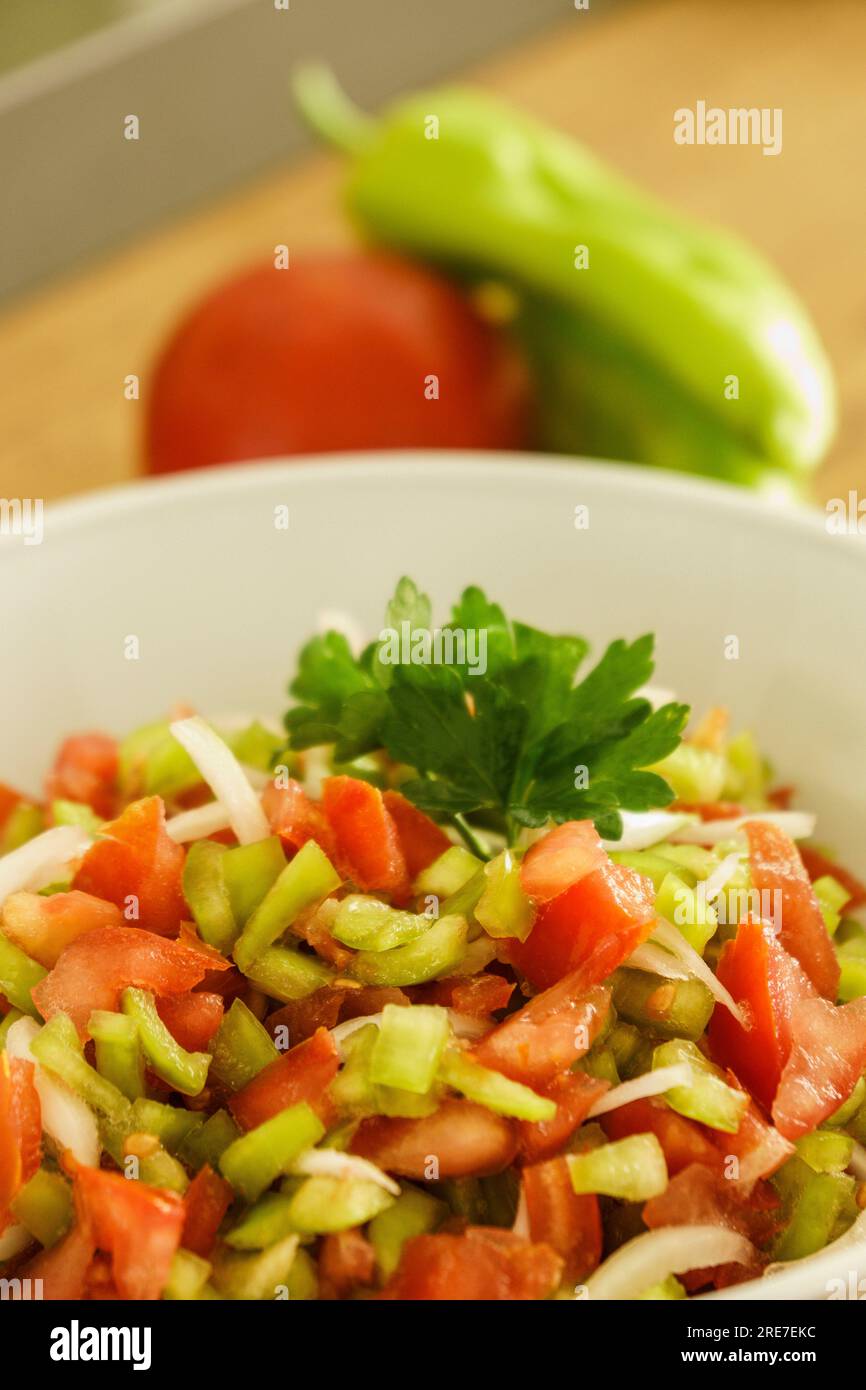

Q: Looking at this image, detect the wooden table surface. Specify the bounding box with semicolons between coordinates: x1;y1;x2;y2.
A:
1;0;863;504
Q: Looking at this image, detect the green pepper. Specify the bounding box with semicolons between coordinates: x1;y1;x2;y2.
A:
795;1130;854;1174
219;1101;324;1202
284;1245;319;1300
233;839;341;972
50;800;103;834
11;1168;73;1248
30;1013;131;1122
284;1174;394;1234
655;872;717;955
211;1232;300;1300
369;1183;445;1281
179;1109;240;1170
121;988;211;1096
347;912;468;987
208;998;279;1092
473;849;534;941
329;1023;440;1119
773;1156;857;1260
225;1191;297;1250
439;1047;555;1121
164;1249;213;1301
412;846;481;899
611;968;714;1041
1;803;44;853
182;840;237;953
331;895;430;952
567;1134;668;1202
0;1006;24;1049
653;1039;748;1132
296;70;835;479
243;944;335;1002
89;1009;145;1101
370;1004;450;1094
137;1145;190;1195
222;836;287;929
636;1275;687;1301
0;932;46;1016
227;721;285;773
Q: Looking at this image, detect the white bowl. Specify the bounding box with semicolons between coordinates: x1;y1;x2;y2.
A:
2;451;865;1298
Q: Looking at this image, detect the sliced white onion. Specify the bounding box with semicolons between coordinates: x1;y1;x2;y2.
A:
627;942;691;981
329;1008;486;1058
6;1017;100;1166
652;920;747;1027
169;717;270;845
601;810;697;852
289;1147;400;1196
585;1225;754;1300
0;825;91;909
300;746;332;801
703;851;743;904
587;1064;693;1119
0;1222;34;1260
670;811;815;845
165;801;232;843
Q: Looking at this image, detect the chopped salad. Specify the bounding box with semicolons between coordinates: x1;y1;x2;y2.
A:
2;579;866;1302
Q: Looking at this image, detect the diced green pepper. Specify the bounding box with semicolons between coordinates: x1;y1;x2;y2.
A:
329;1024;440;1119
138;1145;190;1194
233;840;341;971
332;895;430;952
612;968;714;1041
813;875;849;937
244;944;335;1001
30;1013;131;1122
227;721;285;773
0;1007;24;1049
413;846;481;899
636;1274;686;1300
11;1168;73;1248
826;1075;866;1127
607;1021;647;1078
474;849;534;941
284;1245;319;1300
795;1130;854;1173
649;745;726;804
773;1156;856;1260
212;1232;300;1300
209;998;279;1092
723;730;769;806
180;1109;240;1170
1;804;44;853
222;836;287;929
0;932;46;1016
439;868;486;922
182;840;237;953
837;955;866;1003
50;800;103;834
609;849;692;890
655;872;717;954
369;1182;445;1280
370;1004;450;1094
163;1249;213;1300
89;1009;145;1101
121;988;210;1096
439;1047;555;1121
129;1097;204;1153
119;721;200;799
225;1192;297;1249
655;844;723;882
576;1044;620;1087
653;1039;748;1133
348;913;468;987
284;1174;394;1234
219;1102;325;1202
567;1134;668;1201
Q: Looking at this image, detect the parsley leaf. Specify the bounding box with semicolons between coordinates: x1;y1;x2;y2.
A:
284;578;689;839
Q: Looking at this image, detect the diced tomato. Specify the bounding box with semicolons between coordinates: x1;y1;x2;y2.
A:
523;1157;602;1284
319;1229;376;1300
800;844;866;911
73;796;186;937
643;1163;778;1263
471;968;610;1085
261;778;338;859
520;820;606;904
772;996;866;1140
182;1164;234;1257
338;986;410;1018
508;861;657;991
518;1070;609;1164
229;1026;339;1131
73;1162;185;1300
708;1074;794;1186
744;820;839;999
31;925;227;1039
381;790;451;878
380;1226;562;1300
0;1054;41;1227
83;1253;122;1301
321;776;408;898
265;987;346;1046
156;991;224;1051
24;1216;95;1299
709;919;815;1111
45;733;119;820
0;782;24;834
292;905;352;969
414;972;514;1017
1;890;123;969
351;1099;517;1178
601;1097;721;1176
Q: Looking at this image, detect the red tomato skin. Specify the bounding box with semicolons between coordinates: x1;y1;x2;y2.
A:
73;1163;185;1301
517;1070;609;1165
72;795;186;937
24;1218;96;1300
709;1075;794;1186
520;821;606;903
45;733;119;819
381;790;451;878
145;255;532;474
413;972;514;1017
508;861;657;991
772;996;866;1140
0;1054;42;1225
601;1098;722;1176
472;970;611;1086
31;925;227;1039
380;1226;561;1301
261;779;337;859
182;1164;234;1257
1;890;123;968
708;919;815;1111
523;1157;602;1284
322;776;408;898
351;1099;517;1179
642;1162;778;1265
745;820;839;999
229;1027;339;1131
156;991;224;1051
319;1229;376;1300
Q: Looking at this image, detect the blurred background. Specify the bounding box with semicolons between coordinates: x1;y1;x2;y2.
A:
0;0;862;505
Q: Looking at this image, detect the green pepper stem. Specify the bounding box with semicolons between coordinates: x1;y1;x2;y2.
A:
292;64;372;154
452;814;493;862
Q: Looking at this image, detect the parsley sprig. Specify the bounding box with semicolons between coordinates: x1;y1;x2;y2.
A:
285;579;688;844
